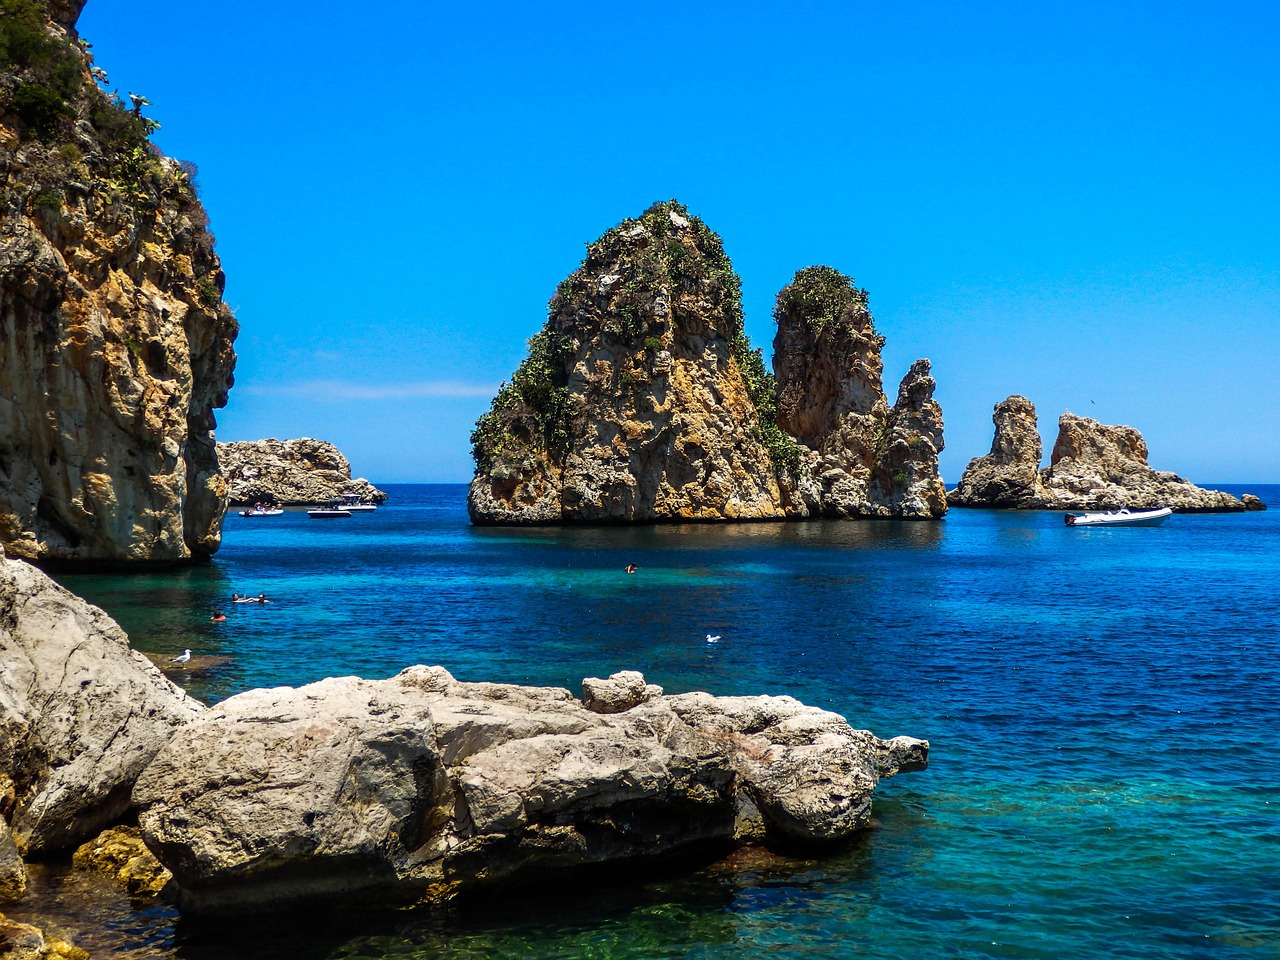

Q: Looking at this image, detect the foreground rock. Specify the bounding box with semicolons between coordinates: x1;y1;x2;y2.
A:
134;667;927;915
950;398;1264;512
217;438;387;506
0;558;203;855
72;825;170;896
0;1;236;564
0;913;86;960
0;817;23;903
468;204;945;524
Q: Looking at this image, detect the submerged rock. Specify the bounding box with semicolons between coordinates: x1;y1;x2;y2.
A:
951;398;1264;511
0;816;24;903
0;1;236;564
71;825;170;896
134;666;927;915
217;438;387;506
0;912;87;960
469;210;946;523
0;558;203;854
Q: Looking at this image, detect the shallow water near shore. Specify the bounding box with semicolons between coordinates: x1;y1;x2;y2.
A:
38;483;1280;959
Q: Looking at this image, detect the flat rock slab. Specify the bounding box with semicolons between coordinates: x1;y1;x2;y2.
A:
135;666;927;915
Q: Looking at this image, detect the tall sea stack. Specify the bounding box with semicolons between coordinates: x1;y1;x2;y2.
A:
469;203;946;523
0;0;237;563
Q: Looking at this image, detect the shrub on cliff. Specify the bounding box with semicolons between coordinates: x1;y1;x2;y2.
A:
774;265;877;340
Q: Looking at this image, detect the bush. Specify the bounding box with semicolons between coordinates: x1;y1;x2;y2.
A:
12;82;73;138
774;265;873;337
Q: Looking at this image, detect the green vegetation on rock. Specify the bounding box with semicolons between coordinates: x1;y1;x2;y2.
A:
470;330;576;472
774;265;875;339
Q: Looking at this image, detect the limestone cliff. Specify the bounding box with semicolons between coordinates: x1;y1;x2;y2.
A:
469;207;946;523
771;266;946;518
218;438;387;506
951;398;1265;512
0;0;237;564
469;201;783;523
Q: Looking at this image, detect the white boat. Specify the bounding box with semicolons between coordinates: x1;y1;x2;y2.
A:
1065;506;1173;527
340;494;377;512
239;507;283;517
307;504;352;519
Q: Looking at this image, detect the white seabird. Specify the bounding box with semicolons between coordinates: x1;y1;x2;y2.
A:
706;634;721;643
170;649;191;664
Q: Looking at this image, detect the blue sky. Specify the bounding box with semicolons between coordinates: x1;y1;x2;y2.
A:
78;1;1280;484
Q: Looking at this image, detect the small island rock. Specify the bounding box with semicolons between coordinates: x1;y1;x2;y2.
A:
951;398;1264;512
134;666;927;915
0;558;203;854
217;438;387;506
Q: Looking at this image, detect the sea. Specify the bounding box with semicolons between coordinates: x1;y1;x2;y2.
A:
19;483;1280;959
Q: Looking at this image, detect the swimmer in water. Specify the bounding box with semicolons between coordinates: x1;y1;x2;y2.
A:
625;563;638;574
210;612;227;622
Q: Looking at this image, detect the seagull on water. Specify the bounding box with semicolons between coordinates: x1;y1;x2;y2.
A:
170;649;191;665
705;634;721;643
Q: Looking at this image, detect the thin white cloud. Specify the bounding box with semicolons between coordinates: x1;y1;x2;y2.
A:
240;379;498;400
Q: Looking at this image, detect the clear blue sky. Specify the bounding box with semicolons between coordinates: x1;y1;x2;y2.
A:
78;1;1280;485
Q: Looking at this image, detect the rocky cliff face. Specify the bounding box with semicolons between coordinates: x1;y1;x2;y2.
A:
951;398;1264;511
217;438;387;506
469;208;946;523
771;267;945;518
0;0;237;564
469;201;783;524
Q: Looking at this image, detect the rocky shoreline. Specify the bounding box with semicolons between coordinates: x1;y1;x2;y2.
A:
1;553;927;928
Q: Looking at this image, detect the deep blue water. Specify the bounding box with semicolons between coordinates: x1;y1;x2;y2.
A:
48;483;1280;959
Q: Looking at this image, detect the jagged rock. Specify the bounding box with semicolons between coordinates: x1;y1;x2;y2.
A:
0;558;203;854
581;670;663;713
771;267;946;519
951;399;1264;512
469;213;946;524
469;201;785;524
134;666;926;915
0;817;24;903
0;3;237;564
217;438;387;506
0;913;87;960
71;825;170;895
948;395;1048;508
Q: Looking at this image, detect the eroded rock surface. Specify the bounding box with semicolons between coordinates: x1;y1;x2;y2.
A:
771;268;946;519
951;399;1264;511
0;2;237;563
72;825;170;895
469;211;946;523
0;558;203;854
217;438;387;506
0;912;86;960
0;817;24;903
469;201;783;523
134;666;926;915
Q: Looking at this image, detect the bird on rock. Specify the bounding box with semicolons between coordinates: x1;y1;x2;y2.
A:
170;649;191;665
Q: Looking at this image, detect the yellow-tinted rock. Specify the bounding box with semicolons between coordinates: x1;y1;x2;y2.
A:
71;826;170;896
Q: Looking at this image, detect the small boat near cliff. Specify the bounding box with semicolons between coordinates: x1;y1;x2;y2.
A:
239;506;283;517
340;493;377;512
307;503;352;519
1065;506;1173;527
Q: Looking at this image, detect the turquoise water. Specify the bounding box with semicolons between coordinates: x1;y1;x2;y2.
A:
48;484;1280;959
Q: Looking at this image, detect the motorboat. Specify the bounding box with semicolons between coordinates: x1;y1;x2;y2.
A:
307;503;352;519
340;493;377;512
1065;506;1173;527
239;506;283;517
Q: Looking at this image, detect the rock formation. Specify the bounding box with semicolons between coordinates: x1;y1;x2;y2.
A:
217;438;387;506
771;267;945;518
469;205;946;523
950;398;1265;511
0;912;86;960
133;666;927;915
469;201;783;523
0;0;237;564
0;817;24;903
0;556;203;856
71;825;170;896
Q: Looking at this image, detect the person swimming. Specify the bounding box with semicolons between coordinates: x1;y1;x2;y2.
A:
625;563;638;574
210;612;227;622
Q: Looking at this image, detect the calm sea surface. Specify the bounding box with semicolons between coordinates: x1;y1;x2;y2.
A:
36;483;1280;959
